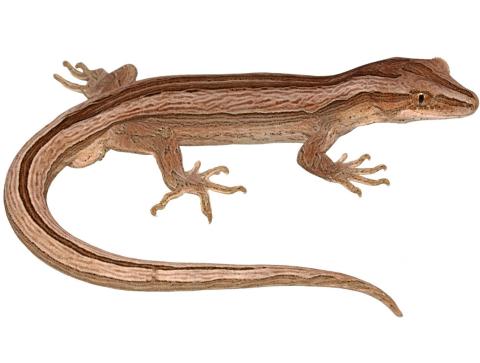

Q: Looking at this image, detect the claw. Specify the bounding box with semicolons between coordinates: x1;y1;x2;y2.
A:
196;189;213;223
152;162;246;222
62;61;88;80
338;179;362;197
53;73;85;94
336;153;348;163
206;182;247;194
53;60;112;99
54;60;92;95
75;62;94;77
332;153;388;196
188;161;202;175
345;153;371;167
150;189;184;216
353;164;387;175
350;174;390;186
201;166;229;178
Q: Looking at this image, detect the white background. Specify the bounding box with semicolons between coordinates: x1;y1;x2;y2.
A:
1;1;479;362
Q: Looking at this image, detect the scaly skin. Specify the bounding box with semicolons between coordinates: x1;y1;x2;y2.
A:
4;58;478;316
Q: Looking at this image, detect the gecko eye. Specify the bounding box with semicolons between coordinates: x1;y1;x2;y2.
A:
418;93;425;105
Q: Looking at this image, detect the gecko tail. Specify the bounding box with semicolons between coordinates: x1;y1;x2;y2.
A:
4;133;401;317
4;162;401;317
147;264;403;317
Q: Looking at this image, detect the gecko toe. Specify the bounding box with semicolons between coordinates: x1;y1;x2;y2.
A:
152;162;245;222
332;153;389;196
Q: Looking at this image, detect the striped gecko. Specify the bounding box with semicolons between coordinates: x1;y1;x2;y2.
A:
4;58;478;316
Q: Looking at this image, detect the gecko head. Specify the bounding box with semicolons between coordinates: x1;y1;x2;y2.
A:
376;58;478;122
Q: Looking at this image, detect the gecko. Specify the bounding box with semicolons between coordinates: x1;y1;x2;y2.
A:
4;58;478;317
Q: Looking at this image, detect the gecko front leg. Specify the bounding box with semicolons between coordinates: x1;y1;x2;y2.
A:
297;129;389;197
141;128;246;223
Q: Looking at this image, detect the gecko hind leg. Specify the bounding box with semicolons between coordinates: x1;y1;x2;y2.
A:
104;123;246;223
54;60;137;99
151;161;246;223
143;128;246;223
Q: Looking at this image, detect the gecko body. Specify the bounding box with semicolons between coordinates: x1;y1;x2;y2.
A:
4;58;478;316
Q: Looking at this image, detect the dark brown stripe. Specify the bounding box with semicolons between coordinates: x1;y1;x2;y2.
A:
17;65;401;272
18;86;260;271
403;62;473;98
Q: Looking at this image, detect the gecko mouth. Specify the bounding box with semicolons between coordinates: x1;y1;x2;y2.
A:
431;92;478;118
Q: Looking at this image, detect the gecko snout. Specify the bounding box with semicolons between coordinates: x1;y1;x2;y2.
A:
471;90;479;113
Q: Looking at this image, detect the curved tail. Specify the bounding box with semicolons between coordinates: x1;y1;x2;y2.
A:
4;135;401;318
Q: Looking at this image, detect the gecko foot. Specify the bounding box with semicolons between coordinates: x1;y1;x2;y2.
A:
54;61;137;99
150;161;246;223
330;153;389;197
